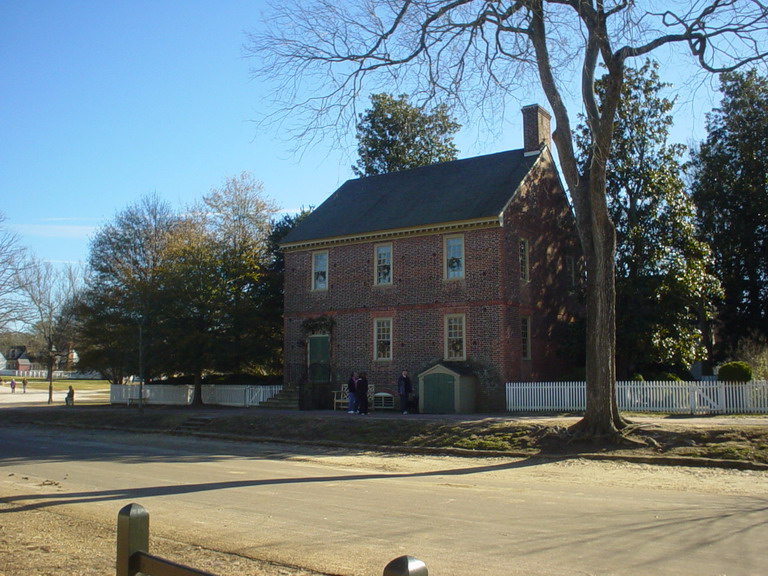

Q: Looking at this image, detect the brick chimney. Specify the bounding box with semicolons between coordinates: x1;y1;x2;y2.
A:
522;104;551;155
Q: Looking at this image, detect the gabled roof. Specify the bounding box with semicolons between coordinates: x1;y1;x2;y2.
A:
282;148;541;247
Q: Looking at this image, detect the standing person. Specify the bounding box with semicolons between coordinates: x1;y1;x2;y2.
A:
356;372;369;415
9;379;16;393
21;378;27;393
346;372;359;413
397;370;413;414
65;385;75;406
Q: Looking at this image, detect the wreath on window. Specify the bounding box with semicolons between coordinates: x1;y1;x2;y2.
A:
447;257;462;271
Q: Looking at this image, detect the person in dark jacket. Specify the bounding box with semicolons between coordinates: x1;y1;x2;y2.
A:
357;372;369;415
346;372;359;413
397;370;413;414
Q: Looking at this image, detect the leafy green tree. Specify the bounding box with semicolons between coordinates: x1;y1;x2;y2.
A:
690;69;768;351
155;215;222;404
202;173;279;375
576;61;721;378
353;93;460;177
75;287;135;386
77;180;282;393
77;194;178;384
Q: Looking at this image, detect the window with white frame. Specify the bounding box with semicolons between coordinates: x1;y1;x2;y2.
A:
312;251;328;291
374;318;392;361
445;314;466;360
519;238;530;282
521;316;531;359
445;235;465;279
566;255;576;288
375;244;393;285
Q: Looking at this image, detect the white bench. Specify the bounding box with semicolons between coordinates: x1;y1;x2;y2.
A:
127;391;149;406
333;386;375;410
373;392;395;410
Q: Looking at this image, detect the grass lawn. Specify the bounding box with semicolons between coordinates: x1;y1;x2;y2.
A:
6;379;111;392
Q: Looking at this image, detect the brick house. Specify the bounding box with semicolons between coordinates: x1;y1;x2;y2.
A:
281;105;583;412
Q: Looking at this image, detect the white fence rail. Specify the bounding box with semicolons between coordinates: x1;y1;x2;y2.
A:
506;380;768;415
110;384;282;407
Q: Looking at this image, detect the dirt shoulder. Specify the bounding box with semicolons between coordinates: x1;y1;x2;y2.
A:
0;499;327;576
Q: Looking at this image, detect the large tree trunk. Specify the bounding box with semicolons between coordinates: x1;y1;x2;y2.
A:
578;212;626;436
192;371;204;407
528;5;627;437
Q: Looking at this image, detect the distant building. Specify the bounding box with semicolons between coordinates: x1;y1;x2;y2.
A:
5;346;31;373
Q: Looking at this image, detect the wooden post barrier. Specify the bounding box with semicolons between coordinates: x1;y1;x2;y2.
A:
383;555;429;576
116;503;215;576
117;503;428;576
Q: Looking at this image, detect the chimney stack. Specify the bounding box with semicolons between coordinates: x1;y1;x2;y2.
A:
522;104;551;155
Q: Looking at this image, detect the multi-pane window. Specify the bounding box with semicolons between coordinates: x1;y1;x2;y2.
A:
445;314;466;360
375;244;393;285
566;255;576;288
519;238;529;282
521;316;531;359
445;235;465;279
374;318;392;361
312;251;328;291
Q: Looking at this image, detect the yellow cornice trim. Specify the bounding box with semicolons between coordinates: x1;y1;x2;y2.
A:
282;218;501;251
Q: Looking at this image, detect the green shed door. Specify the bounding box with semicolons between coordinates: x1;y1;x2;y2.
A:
423;373;455;414
307;335;330;383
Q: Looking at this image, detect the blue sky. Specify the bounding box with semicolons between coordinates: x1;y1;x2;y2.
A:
1;1;717;266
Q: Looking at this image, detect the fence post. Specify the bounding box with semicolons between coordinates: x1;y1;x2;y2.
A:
116;503;149;576
383;555;428;576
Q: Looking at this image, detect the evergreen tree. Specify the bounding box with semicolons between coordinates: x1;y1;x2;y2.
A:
577;60;721;377
353;93;460;177
690;69;768;353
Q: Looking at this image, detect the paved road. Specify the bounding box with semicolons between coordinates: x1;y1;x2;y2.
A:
1;426;766;576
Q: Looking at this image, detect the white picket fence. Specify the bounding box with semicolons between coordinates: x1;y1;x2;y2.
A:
506;380;768;414
110;384;283;407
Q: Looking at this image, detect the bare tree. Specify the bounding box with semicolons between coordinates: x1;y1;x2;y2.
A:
247;0;768;437
0;213;27;332
17;258;84;403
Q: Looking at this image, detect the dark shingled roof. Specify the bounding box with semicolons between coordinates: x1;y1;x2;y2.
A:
282;148;539;245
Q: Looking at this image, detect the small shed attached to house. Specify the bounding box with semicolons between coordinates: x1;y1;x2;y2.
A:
418;363;478;414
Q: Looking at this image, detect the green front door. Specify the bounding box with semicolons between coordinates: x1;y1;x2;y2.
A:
423;373;455;414
307;335;331;383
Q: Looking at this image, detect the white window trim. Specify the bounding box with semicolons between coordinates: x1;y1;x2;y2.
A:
374;317;393;361
444;234;465;280
444;313;466;361
521;316;531;360
312;250;328;291
519;238;530;282
374;243;393;286
566;255;576;288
